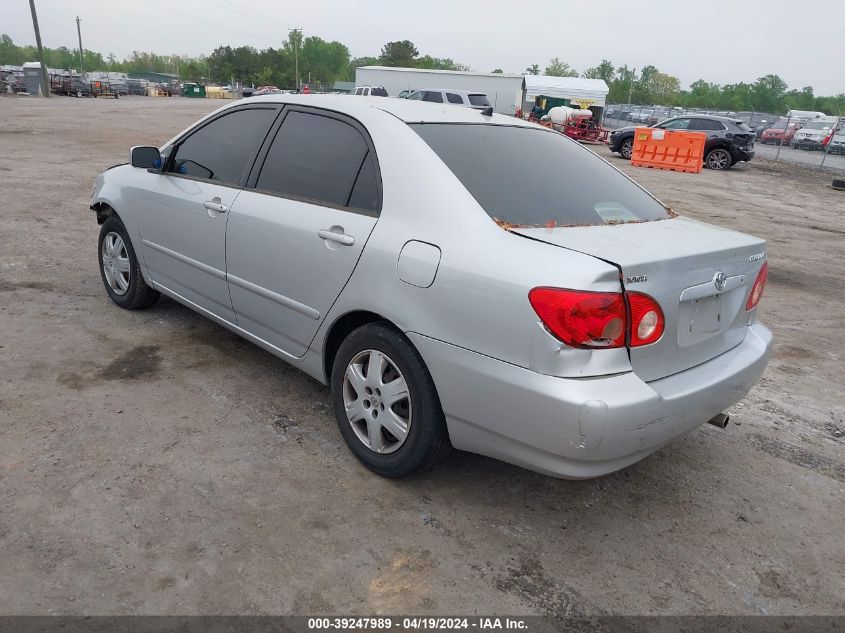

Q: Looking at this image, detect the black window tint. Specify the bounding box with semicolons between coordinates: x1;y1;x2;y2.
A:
169;108;275;184
446;93;463;104
412;124;670;227
423;91;443;103
348;153;379;212
693;119;725;131
256;111;368;206
468;94;491;106
371;87;388;97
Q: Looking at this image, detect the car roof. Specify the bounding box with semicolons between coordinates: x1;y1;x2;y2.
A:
243;93;535;126
669;113;743;124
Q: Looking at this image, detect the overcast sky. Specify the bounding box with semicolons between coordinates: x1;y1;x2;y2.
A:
6;0;845;95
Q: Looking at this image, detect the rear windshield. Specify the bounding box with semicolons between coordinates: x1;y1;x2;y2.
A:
411;123;671;227
468;94;490;106
734;121;753;132
371;87;388;97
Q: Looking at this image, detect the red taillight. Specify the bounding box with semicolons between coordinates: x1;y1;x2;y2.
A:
628;292;665;346
746;261;768;310
529;288;665;349
528;288;626;349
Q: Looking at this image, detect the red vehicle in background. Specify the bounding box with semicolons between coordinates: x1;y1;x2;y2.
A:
760;119;804;145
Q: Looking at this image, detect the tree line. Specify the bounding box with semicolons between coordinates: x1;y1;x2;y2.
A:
2;33;842;114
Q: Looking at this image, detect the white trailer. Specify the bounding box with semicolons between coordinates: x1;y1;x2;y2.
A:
354;66;524;115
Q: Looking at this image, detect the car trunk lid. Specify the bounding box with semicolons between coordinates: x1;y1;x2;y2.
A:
514;217;767;382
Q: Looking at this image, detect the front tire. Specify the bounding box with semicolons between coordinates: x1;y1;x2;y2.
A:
705;148;732;170
330;323;451;477
98;215;159;310
619;137;633;160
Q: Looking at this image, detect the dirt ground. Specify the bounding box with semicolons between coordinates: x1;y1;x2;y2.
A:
1;95;843;616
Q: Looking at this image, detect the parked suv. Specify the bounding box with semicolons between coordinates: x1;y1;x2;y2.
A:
406;89;491;110
353;85;388;97
608;115;756;170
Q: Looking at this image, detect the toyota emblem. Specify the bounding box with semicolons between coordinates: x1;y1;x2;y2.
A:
713;270;727;291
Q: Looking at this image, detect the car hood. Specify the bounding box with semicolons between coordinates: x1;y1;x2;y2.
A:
611;125;639;135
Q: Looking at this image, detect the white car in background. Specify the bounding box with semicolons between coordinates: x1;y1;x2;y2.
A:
406;89;491;110
792;118;842;151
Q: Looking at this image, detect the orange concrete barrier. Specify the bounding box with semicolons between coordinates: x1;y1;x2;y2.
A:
631;127;706;173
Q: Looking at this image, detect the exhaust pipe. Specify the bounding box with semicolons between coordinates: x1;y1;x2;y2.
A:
706;412;730;429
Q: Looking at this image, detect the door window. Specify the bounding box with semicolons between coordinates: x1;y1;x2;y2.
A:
659;118;692;130
423;91;444;103
407;91;424;100
355;88;363;95
347;153;379;213
255;110;375;209
446;93;463;104
692;119;726;131
168;108;275;185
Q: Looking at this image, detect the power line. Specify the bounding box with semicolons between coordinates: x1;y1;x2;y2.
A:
138;0;257;38
203;0;288;28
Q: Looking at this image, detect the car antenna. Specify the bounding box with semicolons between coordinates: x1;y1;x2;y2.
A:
480;106;493;117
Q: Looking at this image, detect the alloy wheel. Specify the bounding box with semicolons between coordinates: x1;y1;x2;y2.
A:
101;231;131;295
342;349;411;454
707;149;730;170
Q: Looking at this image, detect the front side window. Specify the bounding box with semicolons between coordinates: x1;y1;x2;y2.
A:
423;91;444;103
446;93;463;104
407;91;424;100
169;108;275;185
659;118;692;130
255;110;372;209
412;123;670;227
355;88;363;95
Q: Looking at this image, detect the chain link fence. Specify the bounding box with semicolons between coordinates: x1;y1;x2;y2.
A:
599;103;845;174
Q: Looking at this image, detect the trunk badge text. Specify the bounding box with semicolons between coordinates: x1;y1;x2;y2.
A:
713;270;727;291
626;274;647;284
748;252;766;262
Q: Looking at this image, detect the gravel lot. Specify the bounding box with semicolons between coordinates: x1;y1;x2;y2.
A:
1;95;843;616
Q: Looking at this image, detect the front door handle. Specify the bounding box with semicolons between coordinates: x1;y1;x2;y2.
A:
318;229;355;246
203;199;228;213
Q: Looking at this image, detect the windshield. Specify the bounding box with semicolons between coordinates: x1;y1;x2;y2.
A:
805;121;833;130
411;123;671;227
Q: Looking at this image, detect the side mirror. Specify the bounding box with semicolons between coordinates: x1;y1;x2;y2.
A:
130;146;162;170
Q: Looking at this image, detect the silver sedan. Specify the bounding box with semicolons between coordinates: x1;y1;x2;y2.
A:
90;95;772;478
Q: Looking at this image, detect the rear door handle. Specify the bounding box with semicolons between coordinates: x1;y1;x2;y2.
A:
203;200;228;213
318;229;355;246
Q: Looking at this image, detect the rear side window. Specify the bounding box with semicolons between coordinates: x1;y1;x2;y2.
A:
468;94;490;106
423;91;444;103
347;153;379;212
169;108;275;185
255;111;370;208
693;119;725;131
412;124;670;227
446;93;463;104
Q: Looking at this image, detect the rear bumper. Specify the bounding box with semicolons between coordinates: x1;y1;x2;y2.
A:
409;322;772;479
731;146;755;162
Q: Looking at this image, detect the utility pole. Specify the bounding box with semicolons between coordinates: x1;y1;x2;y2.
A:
28;0;50;97
288;28;302;90
76;16;83;74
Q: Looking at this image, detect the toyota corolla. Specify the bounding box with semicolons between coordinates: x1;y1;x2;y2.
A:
90;95;772;479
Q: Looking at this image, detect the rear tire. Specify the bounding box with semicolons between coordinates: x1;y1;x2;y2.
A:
705;148;732;170
98;215;159;310
330;323;451;477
